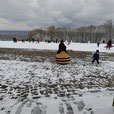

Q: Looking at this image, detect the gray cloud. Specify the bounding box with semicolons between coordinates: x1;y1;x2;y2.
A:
0;0;114;30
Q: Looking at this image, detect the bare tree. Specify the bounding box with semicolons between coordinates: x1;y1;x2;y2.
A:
103;19;112;39
87;25;96;43
77;26;86;42
27;20;113;43
48;25;56;41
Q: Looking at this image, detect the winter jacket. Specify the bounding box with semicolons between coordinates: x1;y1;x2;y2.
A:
93;53;99;59
107;40;112;46
57;42;67;54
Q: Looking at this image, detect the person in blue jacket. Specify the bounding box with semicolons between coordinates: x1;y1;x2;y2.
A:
92;50;99;64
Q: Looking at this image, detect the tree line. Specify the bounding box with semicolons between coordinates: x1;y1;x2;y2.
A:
28;19;113;43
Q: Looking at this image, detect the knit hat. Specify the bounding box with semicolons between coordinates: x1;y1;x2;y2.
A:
96;50;99;52
60;40;64;43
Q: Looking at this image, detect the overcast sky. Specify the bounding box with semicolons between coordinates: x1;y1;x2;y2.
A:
0;0;114;30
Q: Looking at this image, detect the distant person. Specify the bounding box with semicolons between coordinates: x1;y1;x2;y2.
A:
92;50;99;64
81;40;84;43
13;37;17;43
102;40;105;43
107;39;112;50
21;39;25;43
97;42;100;47
37;38;40;43
67;40;71;45
32;38;35;43
56;39;58;43
57;40;68;54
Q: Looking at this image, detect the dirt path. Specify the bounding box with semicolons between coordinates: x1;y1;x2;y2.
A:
0;48;114;62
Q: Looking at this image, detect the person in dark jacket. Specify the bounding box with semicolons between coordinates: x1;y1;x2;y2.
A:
107;39;112;50
13;37;17;42
57;40;68;54
97;42;100;47
92;50;99;64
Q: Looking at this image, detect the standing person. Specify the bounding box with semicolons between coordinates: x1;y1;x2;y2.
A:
103;40;105;43
97;42;100;47
37;38;40;43
92;50;99;64
57;40;68;54
56;39;58;43
107;39;112;50
32;38;35;43
13;37;17;42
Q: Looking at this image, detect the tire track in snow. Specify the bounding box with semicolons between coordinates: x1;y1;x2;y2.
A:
15;100;28;114
58;103;64;114
31;105;47;114
66;103;74;114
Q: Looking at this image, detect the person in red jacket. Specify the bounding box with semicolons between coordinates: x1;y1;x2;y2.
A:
107;39;112;50
37;38;40;43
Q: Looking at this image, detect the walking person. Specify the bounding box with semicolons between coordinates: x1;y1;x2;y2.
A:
92;50;100;64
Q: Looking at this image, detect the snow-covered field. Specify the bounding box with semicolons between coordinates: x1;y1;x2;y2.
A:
0;41;114;114
0;41;114;53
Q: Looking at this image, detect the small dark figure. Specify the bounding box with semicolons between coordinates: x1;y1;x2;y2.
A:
48;40;50;43
97;42;100;47
57;40;68;54
21;39;25;43
81;40;84;43
13;37;17;42
37;38;40;43
107;39;112;50
56;39;58;43
92;50;99;64
102;40;105;43
32;38;35;43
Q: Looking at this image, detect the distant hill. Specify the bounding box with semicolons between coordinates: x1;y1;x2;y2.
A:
0;30;29;40
0;30;28;35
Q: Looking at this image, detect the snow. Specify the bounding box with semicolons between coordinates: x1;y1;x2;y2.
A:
0;41;114;53
0;41;114;114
